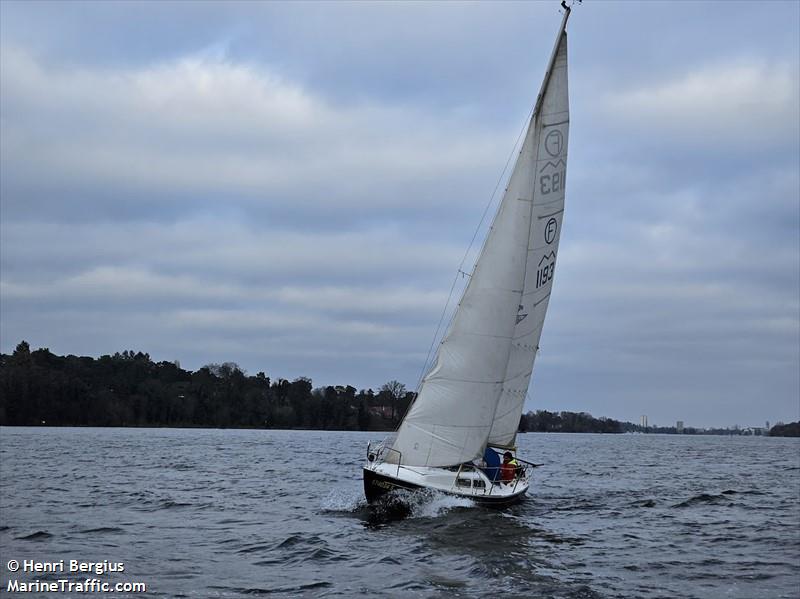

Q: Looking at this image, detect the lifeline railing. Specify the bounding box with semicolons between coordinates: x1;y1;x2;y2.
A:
451;462;533;496
366;439;401;478
486;462;532;496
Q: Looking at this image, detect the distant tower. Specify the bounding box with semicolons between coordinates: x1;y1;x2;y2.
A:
640;415;648;428
766;421;770;430
677;420;684;433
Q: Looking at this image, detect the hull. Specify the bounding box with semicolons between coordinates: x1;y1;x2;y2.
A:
363;466;423;502
363;466;527;508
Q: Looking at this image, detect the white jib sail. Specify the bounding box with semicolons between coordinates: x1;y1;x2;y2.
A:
489;29;569;448
389;125;536;467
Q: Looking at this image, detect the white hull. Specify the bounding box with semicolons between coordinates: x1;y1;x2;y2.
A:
363;459;529;507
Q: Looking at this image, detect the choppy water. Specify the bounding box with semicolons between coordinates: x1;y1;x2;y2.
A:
1;428;798;598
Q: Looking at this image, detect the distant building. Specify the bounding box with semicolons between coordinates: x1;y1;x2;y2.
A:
640;415;648;428
766;421;770;430
676;421;684;433
368;406;393;419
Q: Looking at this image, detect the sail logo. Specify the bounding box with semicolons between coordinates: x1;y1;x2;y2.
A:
540;158;566;172
544;218;558;243
544;129;563;157
516;304;528;324
536;252;556;289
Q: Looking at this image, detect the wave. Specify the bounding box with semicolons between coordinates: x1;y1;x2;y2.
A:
631;499;657;508
365;488;475;524
208;581;331;595
158;500;194;509
321;486;475;525
274;534;310;550
16;530;52;540
75;526;124;534
673;493;733;508
320;489;367;512
408;491;474;518
722;488;766;496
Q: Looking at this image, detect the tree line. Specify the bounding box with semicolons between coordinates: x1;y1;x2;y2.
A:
4;341;794;436
769;422;800;437
1;341;633;433
0;342;413;430
519;409;629;433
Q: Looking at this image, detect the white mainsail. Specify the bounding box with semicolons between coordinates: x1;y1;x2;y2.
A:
489;29;569;448
389;12;570;468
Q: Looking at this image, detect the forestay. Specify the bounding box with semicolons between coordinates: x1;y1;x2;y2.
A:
389;14;570;468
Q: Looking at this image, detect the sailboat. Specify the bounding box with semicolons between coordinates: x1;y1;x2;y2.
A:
364;5;572;507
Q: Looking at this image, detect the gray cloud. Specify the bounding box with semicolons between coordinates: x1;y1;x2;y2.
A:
1;1;798;427
1;43;511;228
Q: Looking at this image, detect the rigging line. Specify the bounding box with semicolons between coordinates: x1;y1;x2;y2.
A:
413;99;538;394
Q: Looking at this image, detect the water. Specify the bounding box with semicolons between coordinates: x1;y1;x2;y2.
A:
1;428;798;598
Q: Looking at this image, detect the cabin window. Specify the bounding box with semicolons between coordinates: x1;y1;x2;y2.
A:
456;478;471;488
473;479;486;489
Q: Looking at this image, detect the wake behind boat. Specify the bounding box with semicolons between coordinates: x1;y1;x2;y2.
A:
364;4;572;506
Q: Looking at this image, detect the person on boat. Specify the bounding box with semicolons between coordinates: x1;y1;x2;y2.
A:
500;451;520;482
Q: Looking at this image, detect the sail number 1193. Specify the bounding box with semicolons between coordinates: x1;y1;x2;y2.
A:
536;254;556;289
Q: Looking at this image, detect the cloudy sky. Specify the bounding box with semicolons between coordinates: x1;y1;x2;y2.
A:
1;1;798;428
